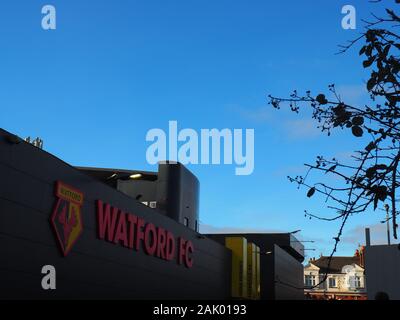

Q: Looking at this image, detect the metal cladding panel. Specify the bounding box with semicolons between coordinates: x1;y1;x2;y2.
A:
0;129;231;300
157;163;199;230
274;245;304;300
365;245;400;300
256;246;261;299
247;243;257;300
206;234;304;300
116;179;157;204
205;233;304;262
225;237;247;299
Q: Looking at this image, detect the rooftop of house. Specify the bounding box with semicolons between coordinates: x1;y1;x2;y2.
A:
306;256;363;274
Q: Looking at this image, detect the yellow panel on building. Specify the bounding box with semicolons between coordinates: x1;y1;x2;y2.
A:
247;243;257;299
225;237;247;299
255;245;261;299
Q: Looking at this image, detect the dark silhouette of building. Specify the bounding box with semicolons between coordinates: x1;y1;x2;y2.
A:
206;233;305;300
78;162;199;232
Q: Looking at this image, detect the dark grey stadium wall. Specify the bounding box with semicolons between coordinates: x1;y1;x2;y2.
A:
274;245;304;300
205;234;304;300
157;163;200;230
0;129;231;300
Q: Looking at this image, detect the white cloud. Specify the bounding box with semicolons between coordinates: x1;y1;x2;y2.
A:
335;84;368;107
233;104;322;140
333;151;355;162
342;223;394;246
234;105;272;123
272;164;307;177
284;118;321;139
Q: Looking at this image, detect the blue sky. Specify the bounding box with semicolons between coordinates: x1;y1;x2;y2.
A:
0;0;396;257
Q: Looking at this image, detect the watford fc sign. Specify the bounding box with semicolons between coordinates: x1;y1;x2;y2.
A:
49;181;194;267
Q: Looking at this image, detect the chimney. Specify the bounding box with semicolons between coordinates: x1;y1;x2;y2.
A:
365;228;371;247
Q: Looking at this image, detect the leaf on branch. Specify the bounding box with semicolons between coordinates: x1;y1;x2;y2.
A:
375;164;388;171
382;45;391;57
333;103;345;115
372;186;387;211
352;126;364;137
374;196;379;211
376;186;388;202
365;142;376;152
368;185;388;210
366;167;376;179
366;30;376;43
325;165;337;174
355;176;364;185
316;94;328;105
367;78;376;91
352;116;365;126
366;165;388;180
363;57;375;68
307;187;316;198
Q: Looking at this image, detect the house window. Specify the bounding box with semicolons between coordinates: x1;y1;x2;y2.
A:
355;276;362;288
183;217;189;227
348;276;362;289
329;278;337;288
305;275;316;287
195;220;198;232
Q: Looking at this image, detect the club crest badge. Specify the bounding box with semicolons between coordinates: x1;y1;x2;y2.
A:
50;181;84;256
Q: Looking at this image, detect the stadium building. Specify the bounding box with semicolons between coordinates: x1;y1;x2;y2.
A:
0;128;304;300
